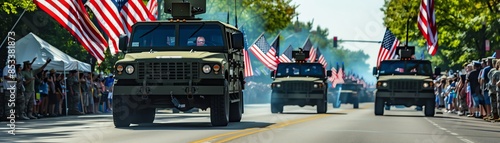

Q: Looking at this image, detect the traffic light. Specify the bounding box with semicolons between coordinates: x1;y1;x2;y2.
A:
333;36;338;48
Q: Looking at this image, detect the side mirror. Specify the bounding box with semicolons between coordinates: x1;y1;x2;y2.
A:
118;34;128;52
434;67;441;75
232;32;244;49
327;70;332;77
372;67;378;75
270;70;275;78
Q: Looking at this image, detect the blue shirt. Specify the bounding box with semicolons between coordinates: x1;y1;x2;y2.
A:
482;66;492;83
105;77;114;87
39;82;48;94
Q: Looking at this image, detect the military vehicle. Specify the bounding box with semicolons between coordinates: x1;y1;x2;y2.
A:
112;0;245;127
338;78;361;108
372;46;440;116
270;49;332;113
328;78;362;109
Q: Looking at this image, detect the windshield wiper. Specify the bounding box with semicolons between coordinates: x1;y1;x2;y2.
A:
139;23;161;38
188;23;205;38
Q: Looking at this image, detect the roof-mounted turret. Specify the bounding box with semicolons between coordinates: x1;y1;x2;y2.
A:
292;48;310;63
164;0;206;20
395;46;415;60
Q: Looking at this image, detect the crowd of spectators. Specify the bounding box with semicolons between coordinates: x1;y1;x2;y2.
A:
436;57;500;122
1;58;115;121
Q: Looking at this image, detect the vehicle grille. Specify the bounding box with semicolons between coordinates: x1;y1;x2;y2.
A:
137;62;199;80
284;82;312;92
390;80;420;91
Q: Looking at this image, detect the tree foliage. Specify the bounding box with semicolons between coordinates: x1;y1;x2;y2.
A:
0;0;37;14
382;0;500;69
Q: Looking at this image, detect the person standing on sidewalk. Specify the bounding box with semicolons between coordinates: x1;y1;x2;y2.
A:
21;58;51;119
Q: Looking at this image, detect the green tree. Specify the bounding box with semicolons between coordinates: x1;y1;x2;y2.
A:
0;0;37;14
382;0;500;69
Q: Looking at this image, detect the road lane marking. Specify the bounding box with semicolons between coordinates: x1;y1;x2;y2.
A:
214;114;330;143
192;104;371;143
424;117;474;143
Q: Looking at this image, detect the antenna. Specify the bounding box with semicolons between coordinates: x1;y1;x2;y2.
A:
227;12;230;24
234;0;238;28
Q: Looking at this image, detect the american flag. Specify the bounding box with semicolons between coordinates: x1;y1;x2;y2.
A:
317;49;327;68
146;0;158;19
328;67;337;82
34;0;108;62
249;33;278;70
241;26;253;77
279;45;293;63
303;38;316;63
376;28;400;67
417;0;438;56
86;0;156;55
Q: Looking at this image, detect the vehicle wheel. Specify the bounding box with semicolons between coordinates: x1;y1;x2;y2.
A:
353;96;359;109
425;100;435;117
271;97;283;113
229;90;242;122
374;97;384;116
210;81;230;126
131;108;156;124
113;95;132;127
316;98;327;113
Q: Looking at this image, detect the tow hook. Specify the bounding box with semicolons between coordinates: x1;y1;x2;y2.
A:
171;91;185;108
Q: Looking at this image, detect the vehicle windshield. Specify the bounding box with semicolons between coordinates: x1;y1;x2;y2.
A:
129;23;225;50
276;63;325;77
342;84;358;90
378;60;432;75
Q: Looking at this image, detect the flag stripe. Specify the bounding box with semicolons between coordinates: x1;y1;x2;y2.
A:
243;49;254;77
418;0;438;56
146;0;158;18
86;0;126;55
35;0;107;62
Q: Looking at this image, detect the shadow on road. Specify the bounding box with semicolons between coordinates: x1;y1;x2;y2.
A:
280;112;348;115
121;121;275;131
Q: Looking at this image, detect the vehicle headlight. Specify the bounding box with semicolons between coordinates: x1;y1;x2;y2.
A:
116;65;124;72
314;84;318;88
382;82;388;87
202;65;211;74
423;83;429;88
125;65;134;74
276;84;281;88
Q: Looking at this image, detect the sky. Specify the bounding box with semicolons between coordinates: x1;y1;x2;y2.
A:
291;0;387;69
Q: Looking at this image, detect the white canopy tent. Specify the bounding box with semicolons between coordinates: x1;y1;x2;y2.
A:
15;32;91;72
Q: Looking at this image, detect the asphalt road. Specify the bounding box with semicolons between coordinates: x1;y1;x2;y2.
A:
1;103;499;143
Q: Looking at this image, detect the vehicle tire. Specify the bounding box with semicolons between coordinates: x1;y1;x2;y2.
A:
271;97;283;113
353;96;359;109
425;100;435;117
113;95;132;127
374;97;384;116
131;108;156;124
229;90;242;122
210;81;230;126
317;98;327;113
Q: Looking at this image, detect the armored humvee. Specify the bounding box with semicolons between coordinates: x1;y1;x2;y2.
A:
372;46;440;116
112;0;245;127
270;49;332;113
337;78;361;108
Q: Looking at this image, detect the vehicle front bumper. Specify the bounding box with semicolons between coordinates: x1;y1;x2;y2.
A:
375;90;434;99
114;85;223;96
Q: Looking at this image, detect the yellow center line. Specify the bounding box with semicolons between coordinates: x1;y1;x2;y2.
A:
214;114;330;143
191;104;371;143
